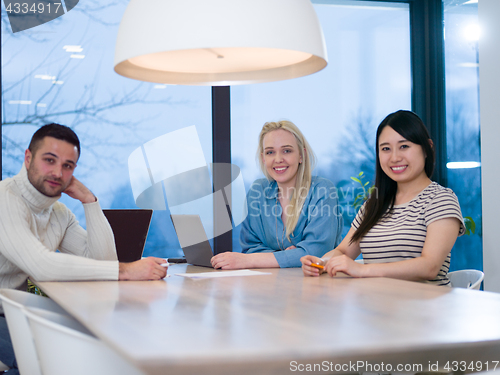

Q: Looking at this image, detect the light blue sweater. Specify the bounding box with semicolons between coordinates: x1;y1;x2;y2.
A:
240;176;343;268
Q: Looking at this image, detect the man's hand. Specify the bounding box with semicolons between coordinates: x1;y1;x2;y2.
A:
63;176;96;204
119;257;168;281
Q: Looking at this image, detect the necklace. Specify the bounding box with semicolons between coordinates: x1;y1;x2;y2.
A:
275;197;286;250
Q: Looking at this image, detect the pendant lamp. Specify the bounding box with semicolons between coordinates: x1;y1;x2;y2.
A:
114;0;327;86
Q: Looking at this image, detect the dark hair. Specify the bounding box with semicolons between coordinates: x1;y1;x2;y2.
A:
350;110;435;243
28;123;81;159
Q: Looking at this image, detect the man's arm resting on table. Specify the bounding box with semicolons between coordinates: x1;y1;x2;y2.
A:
63;177;168;281
119;258;168;280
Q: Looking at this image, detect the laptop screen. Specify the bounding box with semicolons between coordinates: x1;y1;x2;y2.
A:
170;214;214;267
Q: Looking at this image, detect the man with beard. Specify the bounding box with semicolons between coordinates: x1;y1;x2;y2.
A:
0;123;167;374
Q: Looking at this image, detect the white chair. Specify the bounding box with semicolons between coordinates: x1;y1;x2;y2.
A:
0;289;70;375
448;269;484;290
24;307;145;375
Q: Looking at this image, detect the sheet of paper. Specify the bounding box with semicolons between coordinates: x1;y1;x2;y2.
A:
174;269;272;279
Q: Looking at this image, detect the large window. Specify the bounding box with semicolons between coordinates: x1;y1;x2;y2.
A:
1;0;484;270
1;2;211;258
443;0;482;271
231;1;411;251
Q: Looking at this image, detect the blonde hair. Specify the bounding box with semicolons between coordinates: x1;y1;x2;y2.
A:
257;120;316;240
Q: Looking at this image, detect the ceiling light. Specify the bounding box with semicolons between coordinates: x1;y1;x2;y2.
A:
464;23;480;41
35;74;56;80
8;100;31;105
63;45;83;53
114;0;328;86
447;162;481;169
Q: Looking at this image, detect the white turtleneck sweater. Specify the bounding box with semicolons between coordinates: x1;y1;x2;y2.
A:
0;164;119;298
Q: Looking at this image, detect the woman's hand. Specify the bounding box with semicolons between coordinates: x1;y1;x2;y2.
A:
301;255;325;277
211;252;279;269
324;255;364;278
211;252;249;270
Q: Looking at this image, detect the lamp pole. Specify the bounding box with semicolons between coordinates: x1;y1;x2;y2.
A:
212;86;232;255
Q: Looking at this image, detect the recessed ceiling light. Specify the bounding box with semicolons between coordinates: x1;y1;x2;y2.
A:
447;161;481;169
35;74;56;80
458;62;479;68
63;45;83;52
8;100;31;105
464;23;480;41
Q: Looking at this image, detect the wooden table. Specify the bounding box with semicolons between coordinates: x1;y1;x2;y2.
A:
36;265;500;375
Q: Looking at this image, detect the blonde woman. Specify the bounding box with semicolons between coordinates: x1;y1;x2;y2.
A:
211;120;342;269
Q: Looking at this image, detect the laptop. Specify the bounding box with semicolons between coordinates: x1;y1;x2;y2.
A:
170;214;214;267
103;209;153;263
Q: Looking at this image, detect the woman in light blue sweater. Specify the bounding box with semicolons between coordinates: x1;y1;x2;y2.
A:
211;120;342;269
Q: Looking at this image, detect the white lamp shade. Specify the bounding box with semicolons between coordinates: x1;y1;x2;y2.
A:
114;0;328;86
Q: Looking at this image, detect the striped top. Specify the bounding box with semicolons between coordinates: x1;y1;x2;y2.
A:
352;182;465;286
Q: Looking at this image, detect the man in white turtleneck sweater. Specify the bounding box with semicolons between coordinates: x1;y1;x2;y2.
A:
0;123;168;374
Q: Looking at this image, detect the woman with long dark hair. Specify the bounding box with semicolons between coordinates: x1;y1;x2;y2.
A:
301;110;464;286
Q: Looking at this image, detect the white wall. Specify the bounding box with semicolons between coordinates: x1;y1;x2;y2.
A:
479;0;500;292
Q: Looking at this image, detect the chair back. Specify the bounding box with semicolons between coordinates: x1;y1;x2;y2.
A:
25;307;145;375
0;289;68;375
448;269;485;290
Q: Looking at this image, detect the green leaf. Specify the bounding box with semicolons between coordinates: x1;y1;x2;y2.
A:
351;177;361;184
27;279;48;297
463;216;476;235
350;172;375;208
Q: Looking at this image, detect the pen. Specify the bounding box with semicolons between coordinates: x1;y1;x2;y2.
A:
310;262;324;270
160;263;172;277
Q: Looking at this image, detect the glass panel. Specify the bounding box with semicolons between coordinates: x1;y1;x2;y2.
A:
443;0;482;271
231;0;411;251
1;4;211;258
